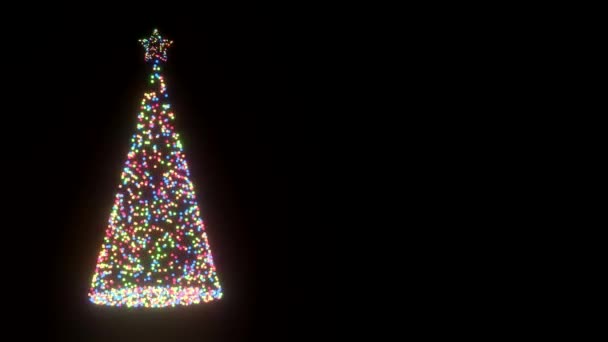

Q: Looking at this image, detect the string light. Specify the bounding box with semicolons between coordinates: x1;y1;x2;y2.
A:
138;29;173;62
89;29;223;308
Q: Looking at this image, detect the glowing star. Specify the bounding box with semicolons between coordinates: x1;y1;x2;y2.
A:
139;28;174;62
88;29;223;308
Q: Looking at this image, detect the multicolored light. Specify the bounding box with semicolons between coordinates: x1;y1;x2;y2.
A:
139;29;173;62
89;29;223;308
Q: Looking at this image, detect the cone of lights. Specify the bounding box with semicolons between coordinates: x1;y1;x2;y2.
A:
88;29;223;307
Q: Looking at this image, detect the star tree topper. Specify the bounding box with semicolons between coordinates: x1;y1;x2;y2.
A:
139;29;173;62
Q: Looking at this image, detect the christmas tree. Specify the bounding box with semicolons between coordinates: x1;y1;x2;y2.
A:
88;29;223;308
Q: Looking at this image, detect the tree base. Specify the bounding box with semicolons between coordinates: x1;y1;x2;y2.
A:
89;286;223;308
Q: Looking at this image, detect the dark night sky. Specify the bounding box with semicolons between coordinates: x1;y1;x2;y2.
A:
1;10;290;342
0;7;441;342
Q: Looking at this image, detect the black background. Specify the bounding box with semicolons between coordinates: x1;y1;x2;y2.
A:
0;6;473;341
1;9;291;342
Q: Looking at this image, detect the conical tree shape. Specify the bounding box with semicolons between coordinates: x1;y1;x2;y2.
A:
89;29;223;307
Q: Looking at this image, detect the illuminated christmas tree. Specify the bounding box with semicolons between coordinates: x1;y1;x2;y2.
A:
88;29;223;307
